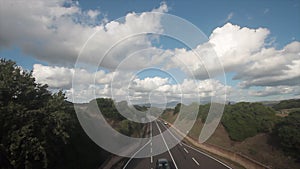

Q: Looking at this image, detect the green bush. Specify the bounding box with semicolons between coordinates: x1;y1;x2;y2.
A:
221;102;277;141
273;99;300;110
0;59;109;169
174;103;181;114
272;111;300;161
95;98;125;121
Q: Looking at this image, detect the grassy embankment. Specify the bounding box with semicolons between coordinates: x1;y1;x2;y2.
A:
161;100;300;169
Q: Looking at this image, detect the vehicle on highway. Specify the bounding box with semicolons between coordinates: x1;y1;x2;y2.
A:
156;158;170;169
164;122;168;125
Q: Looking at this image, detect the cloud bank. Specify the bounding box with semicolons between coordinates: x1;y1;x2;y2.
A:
1;1;299;103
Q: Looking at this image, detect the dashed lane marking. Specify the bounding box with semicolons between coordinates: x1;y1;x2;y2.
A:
192;157;200;166
155;121;179;169
160;120;232;169
184;147;189;153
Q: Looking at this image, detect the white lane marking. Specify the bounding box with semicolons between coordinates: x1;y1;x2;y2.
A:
150;121;153;138
123;122;152;169
159;121;181;143
160;120;232;169
183;142;232;169
183;148;189;153
192;157;200;166
122;139;151;169
150;122;153;164
155;121;178;169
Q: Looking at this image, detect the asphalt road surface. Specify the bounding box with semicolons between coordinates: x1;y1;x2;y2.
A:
123;120;231;169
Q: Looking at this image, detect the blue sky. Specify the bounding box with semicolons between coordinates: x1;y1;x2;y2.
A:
79;0;300;47
0;0;299;103
2;0;299;69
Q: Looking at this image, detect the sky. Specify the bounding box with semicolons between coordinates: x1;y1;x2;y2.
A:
0;0;299;104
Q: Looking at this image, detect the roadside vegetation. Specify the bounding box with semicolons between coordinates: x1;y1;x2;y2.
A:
195;102;278;141
1;59;299;168
272;99;300;111
272;111;300;161
0;59;143;169
162;101;300;168
93;98;145;137
222;102;278;141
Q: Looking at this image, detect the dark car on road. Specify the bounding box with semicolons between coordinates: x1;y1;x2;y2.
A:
156;158;171;169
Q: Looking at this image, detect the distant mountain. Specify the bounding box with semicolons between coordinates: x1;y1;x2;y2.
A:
136;100;238;108
136;101;179;108
257;100;281;107
271;99;300;110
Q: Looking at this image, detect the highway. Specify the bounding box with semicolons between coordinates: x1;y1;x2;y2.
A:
123;120;231;169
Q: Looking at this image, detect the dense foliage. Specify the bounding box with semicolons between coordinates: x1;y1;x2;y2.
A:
221;102;278;141
272;99;300;110
95;98;125;121
174;103;181;114
272;111;300;161
198;104;210;122
196;102;278;141
133;105;148;112
161;95;300;162
0;59;109;169
0;59;70;168
94;98;144;136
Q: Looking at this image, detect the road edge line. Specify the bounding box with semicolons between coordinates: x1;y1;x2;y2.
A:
159;120;232;169
155;120;179;169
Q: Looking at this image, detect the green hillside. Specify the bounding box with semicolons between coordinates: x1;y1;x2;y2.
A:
161;101;300;168
272;99;300;111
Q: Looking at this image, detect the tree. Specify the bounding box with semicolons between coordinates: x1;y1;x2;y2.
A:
221;102;277;141
272;111;300;161
95;98;125;120
174;103;181;114
273;99;300;110
0;59;73;169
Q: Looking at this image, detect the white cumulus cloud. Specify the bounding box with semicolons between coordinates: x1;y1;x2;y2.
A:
0;0;168;68
167;23;299;88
